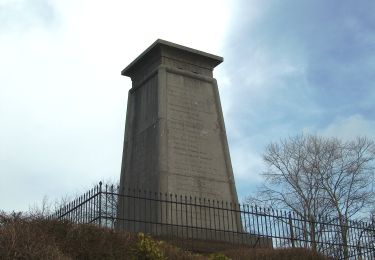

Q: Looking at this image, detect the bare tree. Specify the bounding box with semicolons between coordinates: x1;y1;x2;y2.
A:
316;137;374;258
252;135;375;257
28;196;52;218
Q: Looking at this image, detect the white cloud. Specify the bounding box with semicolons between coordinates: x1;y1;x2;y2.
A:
231;144;264;182
3;0;373;213
218;0;375;201
0;0;235;212
0;0;58;33
319;114;375;140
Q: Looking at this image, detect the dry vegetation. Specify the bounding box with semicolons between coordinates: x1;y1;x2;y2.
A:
0;212;330;260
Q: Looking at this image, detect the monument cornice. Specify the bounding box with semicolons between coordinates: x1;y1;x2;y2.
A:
129;65;216;93
121;39;223;81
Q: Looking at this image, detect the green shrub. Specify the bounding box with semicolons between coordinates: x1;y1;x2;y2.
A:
131;232;166;260
208;252;231;260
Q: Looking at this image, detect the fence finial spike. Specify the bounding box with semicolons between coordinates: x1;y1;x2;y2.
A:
99;181;102;186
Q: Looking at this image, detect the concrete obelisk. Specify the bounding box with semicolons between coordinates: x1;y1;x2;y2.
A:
117;40;241;236
119;39;238;201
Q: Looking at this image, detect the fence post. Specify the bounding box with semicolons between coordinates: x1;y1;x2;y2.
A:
289;212;295;248
98;181;102;227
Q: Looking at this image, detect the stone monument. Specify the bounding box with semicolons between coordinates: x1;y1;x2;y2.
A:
117;39;242;239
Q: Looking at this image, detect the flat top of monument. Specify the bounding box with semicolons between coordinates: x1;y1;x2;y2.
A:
121;39;223;76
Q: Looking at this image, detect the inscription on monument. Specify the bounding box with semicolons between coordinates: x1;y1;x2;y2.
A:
166;72;229;197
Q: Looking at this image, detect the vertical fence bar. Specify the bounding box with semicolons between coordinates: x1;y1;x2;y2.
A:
255;206;260;247
289;212;295;248
264;207;270;246
94;187;97;224
88;187;91;223
349;220;355;259
69;202;72;222
243;204;248;236
225;202;229;242
260;207;264;236
213;199;217;241
83;192;89;223
199;198;202;240
92;187;95;224
250;205;255;236
181;195;183;239
271;208;280;247
362;222;369;260
261;210;266;248
165;193;168;236
321;215;328;255
98;182;102;227
184;195;188;239
220;200;224;242
208;199;212;240
175;194;178;238
105;184;108;227
203;198;211;239
188;196;192;239
218;201;221;241
359;220;365;260
230;202;234;244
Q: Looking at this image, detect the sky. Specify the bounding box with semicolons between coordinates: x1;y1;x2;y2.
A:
1;0;374;212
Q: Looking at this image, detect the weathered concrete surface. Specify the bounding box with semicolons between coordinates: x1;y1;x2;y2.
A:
117;39;241;236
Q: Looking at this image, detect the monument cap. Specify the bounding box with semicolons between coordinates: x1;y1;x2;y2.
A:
121;39;223;77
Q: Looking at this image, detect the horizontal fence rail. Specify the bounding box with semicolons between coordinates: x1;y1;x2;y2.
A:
48;182;375;259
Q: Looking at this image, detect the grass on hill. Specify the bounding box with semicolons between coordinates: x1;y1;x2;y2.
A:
0;211;330;260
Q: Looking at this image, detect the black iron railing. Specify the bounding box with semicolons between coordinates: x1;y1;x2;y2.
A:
48;182;375;259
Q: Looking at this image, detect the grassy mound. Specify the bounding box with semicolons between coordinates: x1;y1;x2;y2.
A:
0;212;329;259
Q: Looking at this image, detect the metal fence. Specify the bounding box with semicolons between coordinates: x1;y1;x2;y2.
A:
48;182;375;259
